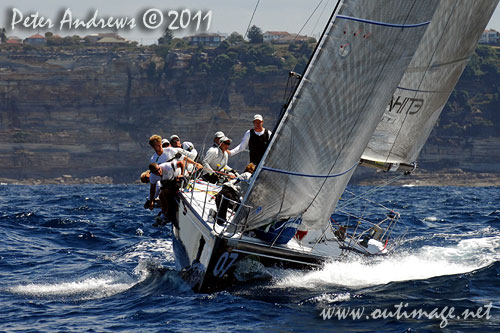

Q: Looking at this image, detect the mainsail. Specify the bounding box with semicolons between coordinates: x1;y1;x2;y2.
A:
362;0;499;165
235;0;439;231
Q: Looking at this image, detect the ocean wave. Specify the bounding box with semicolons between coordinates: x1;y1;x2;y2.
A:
6;271;137;301
272;234;500;289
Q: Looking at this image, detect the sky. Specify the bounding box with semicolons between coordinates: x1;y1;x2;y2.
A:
2;0;500;45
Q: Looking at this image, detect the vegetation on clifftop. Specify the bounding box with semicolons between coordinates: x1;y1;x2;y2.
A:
145;34;500;141
438;45;500;138
147;31;315;82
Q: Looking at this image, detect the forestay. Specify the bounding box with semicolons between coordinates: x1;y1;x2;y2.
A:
234;0;439;231
362;0;500;164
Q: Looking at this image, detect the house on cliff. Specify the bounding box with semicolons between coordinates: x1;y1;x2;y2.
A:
84;33;128;45
6;36;23;45
184;33;225;47
479;29;499;44
96;36;129;46
263;31;290;43
84;34;101;43
272;33;310;44
263;31;309;44
24;33;46;46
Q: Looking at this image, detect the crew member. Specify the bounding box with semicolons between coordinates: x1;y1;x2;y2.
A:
148;161;185;227
213;131;225;147
229;114;272;165
146;135;168;210
215;163;255;225
202;136;234;183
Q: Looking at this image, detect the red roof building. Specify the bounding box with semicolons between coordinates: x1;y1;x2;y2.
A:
6;36;23;45
24;33;46;45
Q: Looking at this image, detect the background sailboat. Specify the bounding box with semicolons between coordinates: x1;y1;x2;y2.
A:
362;0;500;168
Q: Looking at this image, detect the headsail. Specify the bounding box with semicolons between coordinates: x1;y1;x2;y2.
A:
362;0;500;165
234;0;439;231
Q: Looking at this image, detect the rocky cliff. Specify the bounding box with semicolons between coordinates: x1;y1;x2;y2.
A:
0;46;284;182
0;46;498;183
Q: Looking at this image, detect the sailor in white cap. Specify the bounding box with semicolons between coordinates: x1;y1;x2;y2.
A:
202;136;234;183
213;131;225;147
229;114;272;165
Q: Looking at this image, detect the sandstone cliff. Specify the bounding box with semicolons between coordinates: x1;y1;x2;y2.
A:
0;46;498;183
0;46;284;182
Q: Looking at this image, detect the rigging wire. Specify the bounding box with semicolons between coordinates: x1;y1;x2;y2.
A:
343;189;396;213
303;0;419;216
243;0;261;40
335;172;407;211
385;1;459;163
309;0;334;38
277;0;344;217
289;0;328;73
228;0;326;137
199;0;261;154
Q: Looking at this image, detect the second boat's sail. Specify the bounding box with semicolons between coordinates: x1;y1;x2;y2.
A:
234;0;440;231
362;0;499;165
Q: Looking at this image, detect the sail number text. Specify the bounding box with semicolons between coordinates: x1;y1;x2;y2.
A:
213;252;238;278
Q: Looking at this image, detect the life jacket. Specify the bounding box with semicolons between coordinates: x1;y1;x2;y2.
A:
249;129;270;165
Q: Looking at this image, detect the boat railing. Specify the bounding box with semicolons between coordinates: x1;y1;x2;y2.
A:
182;177;253;237
211;194;254;238
329;210;400;253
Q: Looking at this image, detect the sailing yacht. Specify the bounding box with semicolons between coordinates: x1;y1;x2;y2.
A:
171;0;499;292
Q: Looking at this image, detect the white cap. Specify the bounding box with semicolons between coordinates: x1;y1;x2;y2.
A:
253;114;263;121
214;131;225;139
169;134;180;141
182;141;194;151
161;139;169;146
220;136;232;144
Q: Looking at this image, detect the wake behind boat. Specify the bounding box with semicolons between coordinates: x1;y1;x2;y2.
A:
167;0;498;292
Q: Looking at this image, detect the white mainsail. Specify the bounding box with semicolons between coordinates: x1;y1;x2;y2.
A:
362;0;499;165
234;0;439;231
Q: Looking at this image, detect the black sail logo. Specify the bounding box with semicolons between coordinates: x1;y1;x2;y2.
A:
388;95;424;115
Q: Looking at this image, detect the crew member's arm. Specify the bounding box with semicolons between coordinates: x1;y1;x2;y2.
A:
228;130;250;156
148;173;161;210
148;183;156;210
176;160;185;178
202;149;216;174
183;148;197;161
183;156;202;170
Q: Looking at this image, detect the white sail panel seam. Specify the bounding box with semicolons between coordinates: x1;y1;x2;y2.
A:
337;15;431;28
261;162;358;179
385;1;460;163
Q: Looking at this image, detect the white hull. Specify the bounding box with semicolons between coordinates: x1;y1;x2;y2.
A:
172;180;388;292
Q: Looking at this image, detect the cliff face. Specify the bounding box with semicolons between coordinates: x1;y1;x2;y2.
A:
0;47;284;182
419;137;500;172
0;47;499;183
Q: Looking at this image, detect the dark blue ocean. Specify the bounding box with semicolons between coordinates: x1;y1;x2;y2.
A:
1;184;499;332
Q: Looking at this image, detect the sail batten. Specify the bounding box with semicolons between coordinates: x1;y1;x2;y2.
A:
261;163;358;179
234;0;440;232
362;0;500;165
337;15;431;28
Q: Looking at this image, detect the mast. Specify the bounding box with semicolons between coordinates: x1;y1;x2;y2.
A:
234;0;440;232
